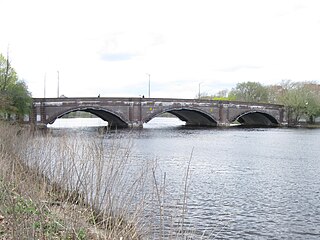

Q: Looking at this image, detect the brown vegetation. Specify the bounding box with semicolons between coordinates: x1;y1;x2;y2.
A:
0;122;143;239
0;121;205;239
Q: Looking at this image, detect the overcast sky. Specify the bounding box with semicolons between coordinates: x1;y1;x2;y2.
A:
1;0;320;98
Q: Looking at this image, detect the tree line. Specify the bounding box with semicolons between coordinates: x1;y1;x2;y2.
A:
0;53;32;121
201;81;320;124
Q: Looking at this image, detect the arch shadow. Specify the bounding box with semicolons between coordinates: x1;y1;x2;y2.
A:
46;107;129;128
144;107;218;127
231;111;279;127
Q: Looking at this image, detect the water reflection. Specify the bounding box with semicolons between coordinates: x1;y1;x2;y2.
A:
48;117;108;128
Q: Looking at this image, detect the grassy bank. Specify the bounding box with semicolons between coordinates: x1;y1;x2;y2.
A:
0;122;145;239
0;122;202;239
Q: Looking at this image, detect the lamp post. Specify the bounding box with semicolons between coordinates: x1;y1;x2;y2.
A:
198;82;203;99
57;71;60;98
43;73;46;98
147;73;151;98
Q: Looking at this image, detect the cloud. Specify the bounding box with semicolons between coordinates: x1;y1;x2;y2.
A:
98;31;164;62
100;53;138;61
218;65;263;73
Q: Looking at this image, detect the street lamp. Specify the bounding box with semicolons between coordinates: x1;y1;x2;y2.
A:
43;73;46;98
198;82;203;99
57;71;60;98
147;73;151;98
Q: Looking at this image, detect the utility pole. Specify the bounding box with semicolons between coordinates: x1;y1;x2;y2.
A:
44;73;46;98
147;73;151;98
57;71;60;98
198;82;202;99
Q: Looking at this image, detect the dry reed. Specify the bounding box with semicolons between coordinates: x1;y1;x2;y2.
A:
0;122;146;239
0;121;212;239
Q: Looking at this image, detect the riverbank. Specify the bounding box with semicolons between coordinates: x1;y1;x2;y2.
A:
289;123;320;128
0;120;200;239
304;123;320;128
0;122;141;239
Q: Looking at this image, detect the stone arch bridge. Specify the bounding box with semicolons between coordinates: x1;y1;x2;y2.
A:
30;97;287;128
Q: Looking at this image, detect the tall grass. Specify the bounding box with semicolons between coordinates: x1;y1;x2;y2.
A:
0;123;148;239
0;122;212;239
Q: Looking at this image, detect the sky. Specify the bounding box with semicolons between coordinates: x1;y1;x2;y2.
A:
1;0;320;99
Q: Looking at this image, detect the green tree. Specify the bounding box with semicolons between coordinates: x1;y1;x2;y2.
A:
7;80;32;117
196;89;237;101
266;84;284;104
280;83;308;123
0;53;18;91
0;53;32;121
228;81;268;103
304;82;320;123
278;80;320;124
211;89;236;101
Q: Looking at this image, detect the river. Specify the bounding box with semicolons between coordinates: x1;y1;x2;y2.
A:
49;117;320;239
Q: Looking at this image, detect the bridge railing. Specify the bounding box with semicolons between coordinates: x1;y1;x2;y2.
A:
32;97;284;108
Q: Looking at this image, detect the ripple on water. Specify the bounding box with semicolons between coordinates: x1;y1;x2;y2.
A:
50;118;320;239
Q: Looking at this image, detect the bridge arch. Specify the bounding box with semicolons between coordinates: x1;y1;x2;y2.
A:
231;110;279;127
46;107;129;128
143;107;218;127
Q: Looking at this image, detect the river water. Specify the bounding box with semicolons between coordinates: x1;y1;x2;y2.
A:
49;117;320;239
